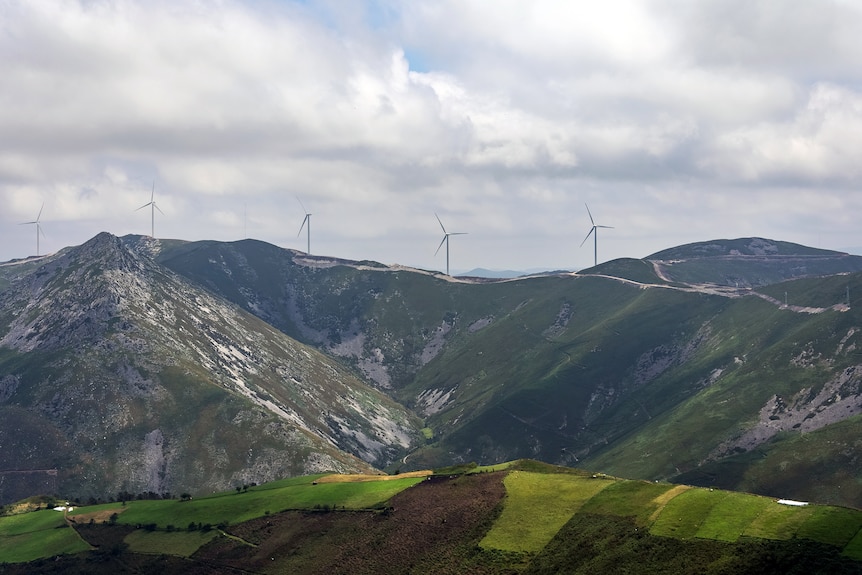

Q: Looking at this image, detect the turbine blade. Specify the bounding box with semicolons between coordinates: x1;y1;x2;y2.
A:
450;232;468;236
297;214;309;237
151;181;155;202
296;196;308;215
154;202;165;215
434;235;447;255
135;202;152;211
435;213;446;234
36;203;44;222
579;227;595;247
585;203;595;226
596;225;613;229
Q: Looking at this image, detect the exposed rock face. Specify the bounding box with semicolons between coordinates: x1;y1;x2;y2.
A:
0;233;421;502
710;365;862;459
0;233;128;352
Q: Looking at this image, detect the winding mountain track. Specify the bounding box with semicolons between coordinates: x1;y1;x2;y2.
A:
576;272;848;314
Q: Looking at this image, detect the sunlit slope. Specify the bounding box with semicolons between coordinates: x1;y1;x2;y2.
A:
4;463;860;573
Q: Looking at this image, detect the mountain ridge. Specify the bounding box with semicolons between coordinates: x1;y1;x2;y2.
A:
2;232;862;510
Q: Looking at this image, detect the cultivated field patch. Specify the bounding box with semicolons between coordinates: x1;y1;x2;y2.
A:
743;501;816;539
0;510;90;563
90;475;424;531
648;484;690;521
315;470;432;483
579;479;677;525
796;506;862;547
694;492;771;542
480;471;613;553
67;506;128;525
650;487;728;538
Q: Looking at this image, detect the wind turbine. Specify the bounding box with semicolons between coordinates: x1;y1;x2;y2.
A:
19;203;45;256
136;181;164;238
579;203;613;267
296;197;311;255
435;213;467;276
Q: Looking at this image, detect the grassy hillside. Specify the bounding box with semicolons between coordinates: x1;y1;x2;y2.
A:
648;238;844;259
2;462;861;573
579;257;668;284
150;236;862;509
646;238;862;287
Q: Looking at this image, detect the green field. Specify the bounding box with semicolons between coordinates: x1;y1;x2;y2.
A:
694;492;772;541
480;471;614;552
69;474;425;530
578;479;677;525
650;487;729;538
0;509;90;563
4;464;862;568
743;501;816;539
3;474;426;564
796;506;862;547
844;527;862;561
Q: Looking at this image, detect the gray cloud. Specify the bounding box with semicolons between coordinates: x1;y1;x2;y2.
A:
1;0;861;270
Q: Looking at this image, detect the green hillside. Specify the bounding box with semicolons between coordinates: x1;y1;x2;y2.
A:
144;235;862;509
648;238;844;259
2;463;860;573
645;237;862;288
579;257;668;284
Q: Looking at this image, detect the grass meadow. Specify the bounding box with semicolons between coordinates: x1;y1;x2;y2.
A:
480;471;614;553
68;474;426;530
0;509;91;563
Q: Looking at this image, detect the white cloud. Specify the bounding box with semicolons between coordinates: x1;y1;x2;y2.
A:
1;0;862;269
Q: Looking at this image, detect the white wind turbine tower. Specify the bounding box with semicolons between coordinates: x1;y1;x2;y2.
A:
136;181;164;238
435;213;467;276
579;203;613;267
296;197;311;255
19;203;45;256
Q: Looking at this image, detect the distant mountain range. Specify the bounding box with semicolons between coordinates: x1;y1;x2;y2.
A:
2;234;862;510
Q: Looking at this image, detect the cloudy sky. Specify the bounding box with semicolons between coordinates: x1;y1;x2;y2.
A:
2;0;862;272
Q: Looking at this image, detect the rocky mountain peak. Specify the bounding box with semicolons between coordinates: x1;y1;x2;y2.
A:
0;232;149;352
78;231;148;274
